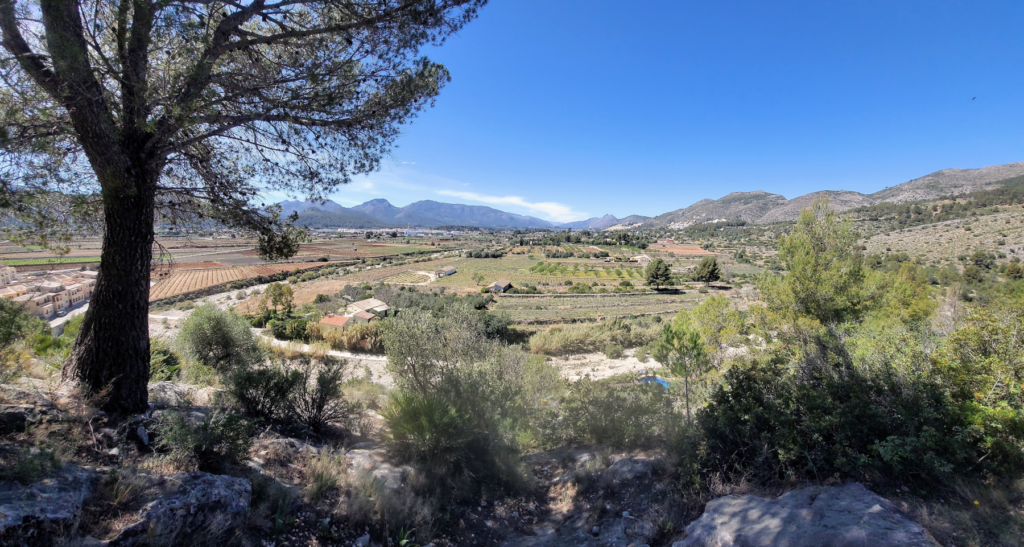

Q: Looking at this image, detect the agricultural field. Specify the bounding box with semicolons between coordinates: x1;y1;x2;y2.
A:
2;256;102;266
430;257;654;289
860;205;1024;264
150;267;258;300
493;292;706;322
382;271;431;284
149;261;341;301
528;261;644;280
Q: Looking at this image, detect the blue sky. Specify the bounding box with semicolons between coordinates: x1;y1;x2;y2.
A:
292;0;1024;223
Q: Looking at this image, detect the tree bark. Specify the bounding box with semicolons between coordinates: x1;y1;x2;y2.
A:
62;168;156;414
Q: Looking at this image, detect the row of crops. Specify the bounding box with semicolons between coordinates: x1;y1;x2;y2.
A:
528;261;643;279
493;292;701;321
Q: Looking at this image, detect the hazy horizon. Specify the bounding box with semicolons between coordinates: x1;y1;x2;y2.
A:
265;1;1024;222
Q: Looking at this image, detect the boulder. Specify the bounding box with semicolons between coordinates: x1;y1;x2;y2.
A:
147;382;224;409
0;404;37;434
346;448;407;489
674;482;938;547
105;472;251;546
604;457;653;482
0;466;97;537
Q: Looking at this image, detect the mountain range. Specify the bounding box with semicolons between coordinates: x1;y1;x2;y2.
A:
280;198;651;230
646;162;1024;228
279;161;1024;230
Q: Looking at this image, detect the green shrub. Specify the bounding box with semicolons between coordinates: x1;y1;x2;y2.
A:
529;318;661;356
0;445;61;484
176;304;263;372
603;342;624;359
269;317;308;341
557;377;673;448
156;410;253;472
287;357;354;433
149;338;182;381
228;364;301;421
697;356;984;489
381;305;554;498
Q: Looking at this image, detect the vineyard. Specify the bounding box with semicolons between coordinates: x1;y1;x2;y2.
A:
150;267;256;300
149;261;334;300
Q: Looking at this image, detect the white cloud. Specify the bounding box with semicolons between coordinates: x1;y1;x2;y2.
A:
436;190;588;223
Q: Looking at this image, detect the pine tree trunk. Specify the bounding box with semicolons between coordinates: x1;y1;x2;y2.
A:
62;170;156;414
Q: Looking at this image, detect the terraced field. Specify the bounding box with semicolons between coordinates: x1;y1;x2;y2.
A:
493;292;703;322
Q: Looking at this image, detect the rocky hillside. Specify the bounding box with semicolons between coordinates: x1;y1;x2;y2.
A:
871;162;1024;204
647;162;1024;227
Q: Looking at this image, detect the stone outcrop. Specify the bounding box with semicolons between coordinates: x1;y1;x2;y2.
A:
674;482;938;547
0;466;98;539
104;472;251;546
147;382;224;408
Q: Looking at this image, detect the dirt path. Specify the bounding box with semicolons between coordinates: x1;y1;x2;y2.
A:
545;349;663;382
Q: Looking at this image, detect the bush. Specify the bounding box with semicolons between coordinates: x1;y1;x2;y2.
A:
529;318;661;356
176;304;263;372
287;357;355;433
156;410;253;472
228;364;301;421
269;317;309;341
149;338;182;381
381;305;557;498
0;445;61;484
556;377;673;448
321;322;383;353
697;356;984;489
603;342;624;359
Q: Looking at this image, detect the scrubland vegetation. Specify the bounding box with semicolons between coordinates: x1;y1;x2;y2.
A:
1;198;1023;545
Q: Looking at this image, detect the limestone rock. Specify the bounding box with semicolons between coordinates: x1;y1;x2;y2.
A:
147;382;224;409
0;466;97;535
0;404;36;434
105;472;251;546
346;448;407;490
604;457;653;482
675;482;938;547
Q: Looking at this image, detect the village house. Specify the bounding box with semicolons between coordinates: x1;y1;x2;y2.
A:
346;298;391;315
489;279;512;293
350;310;379;325
631;254;652;267
319;314;351;334
0;266;16;285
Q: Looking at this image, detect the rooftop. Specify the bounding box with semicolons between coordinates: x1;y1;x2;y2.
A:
320;314;350;328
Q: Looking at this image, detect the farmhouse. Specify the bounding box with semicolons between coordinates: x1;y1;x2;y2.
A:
347;298;391;315
489;279;512;293
631;254;652;267
434;267;457;278
319;314;351;333
350;310;379;324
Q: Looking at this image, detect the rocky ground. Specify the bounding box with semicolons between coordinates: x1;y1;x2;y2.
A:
0;378;964;547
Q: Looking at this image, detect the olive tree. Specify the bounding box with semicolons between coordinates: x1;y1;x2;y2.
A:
0;0;485;411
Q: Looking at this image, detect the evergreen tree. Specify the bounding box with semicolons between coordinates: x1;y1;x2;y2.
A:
693;256;722;286
644;258;671;289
